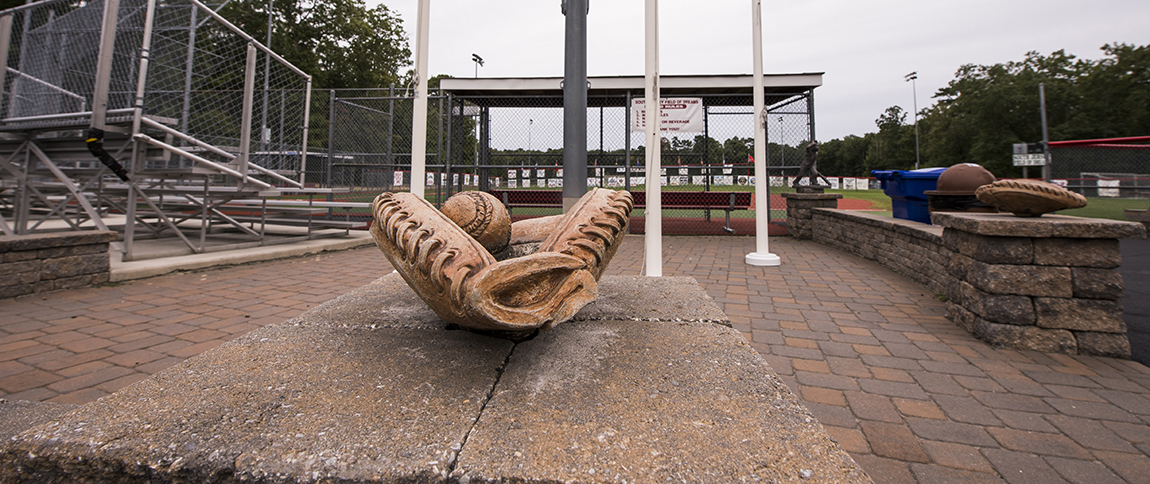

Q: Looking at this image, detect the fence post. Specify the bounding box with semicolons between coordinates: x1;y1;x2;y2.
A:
327;89;335;195
444;98;454;199
625;90;631;191
388;83;394;185
478;106;489;193
180;6;198;136
237;43;257;188
445;94;454;193
0;15;12;117
90;0;122;130
299;78;312;186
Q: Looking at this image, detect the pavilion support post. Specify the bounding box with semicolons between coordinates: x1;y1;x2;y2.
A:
561;0;588;212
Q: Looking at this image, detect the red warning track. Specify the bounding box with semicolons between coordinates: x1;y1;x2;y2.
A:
754;194;874;211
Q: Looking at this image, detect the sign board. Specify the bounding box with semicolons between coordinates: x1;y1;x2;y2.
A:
1013;154;1047;166
631;98;704;133
1013;141;1047;166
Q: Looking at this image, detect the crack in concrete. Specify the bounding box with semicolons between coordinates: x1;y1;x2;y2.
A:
446;341;517;476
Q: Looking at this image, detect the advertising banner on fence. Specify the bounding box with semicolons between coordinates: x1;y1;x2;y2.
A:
630;97;704;133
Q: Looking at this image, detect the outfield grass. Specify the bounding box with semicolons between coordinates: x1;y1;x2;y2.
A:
1055;198;1150;221
826;189;893;211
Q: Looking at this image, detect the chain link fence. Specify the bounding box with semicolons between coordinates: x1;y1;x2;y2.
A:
316;89;816;234
1049;139;1150;198
143;0;309;176
0;0;150;128
0;0;309;177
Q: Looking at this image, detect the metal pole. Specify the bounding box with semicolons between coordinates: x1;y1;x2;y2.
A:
132;0;157;117
298;78;311;186
808;90;816;145
478;106;489;194
599;104;604;185
260;0;272;150
444;99;454;198
181;5;197;136
1039;82;1051;181
327;89;335;192
8;5;33;119
388;83;394;182
624;90;631;191
445;94;453;192
90;0;122;130
704;103;710;191
410;0;430;198
745;0;780;267
437;95;444;191
643;0;662;277
238;43;257;188
562;0;588;212
0;15;13;117
906;72;919;169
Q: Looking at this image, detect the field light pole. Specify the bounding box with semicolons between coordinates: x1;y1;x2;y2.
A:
409;0;430;198
905;71;920;170
471;53;483;78
745;0;780;267
643;0;662;277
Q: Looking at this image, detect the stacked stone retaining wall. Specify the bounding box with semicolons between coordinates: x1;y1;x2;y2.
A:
811;209;954;295
0;231;117;299
805;208;1145;358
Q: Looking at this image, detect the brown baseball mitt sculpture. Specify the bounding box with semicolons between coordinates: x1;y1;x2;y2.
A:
370;188;633;332
975;179;1087;217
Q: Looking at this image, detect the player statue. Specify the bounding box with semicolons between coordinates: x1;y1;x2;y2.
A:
792;141;831;188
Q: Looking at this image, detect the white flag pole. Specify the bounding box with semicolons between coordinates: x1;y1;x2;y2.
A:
644;0;662;277
410;0;430;198
745;0;780;267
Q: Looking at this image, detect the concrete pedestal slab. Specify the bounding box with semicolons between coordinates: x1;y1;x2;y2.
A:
1;275;869;483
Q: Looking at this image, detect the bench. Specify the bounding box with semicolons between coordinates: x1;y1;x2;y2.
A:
487;189;752;234
221;198;372;232
487;189;563;213
632;191;752;234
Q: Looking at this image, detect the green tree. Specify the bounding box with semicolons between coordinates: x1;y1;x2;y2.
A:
221;0;411;89
922;49;1087;176
817;134;873;176
1067;43;1150;139
866;106;917;172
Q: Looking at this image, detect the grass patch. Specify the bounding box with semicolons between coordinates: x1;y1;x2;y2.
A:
1055;198;1150;221
826;189;893;211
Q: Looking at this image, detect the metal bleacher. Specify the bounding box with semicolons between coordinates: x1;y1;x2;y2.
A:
0;0;364;261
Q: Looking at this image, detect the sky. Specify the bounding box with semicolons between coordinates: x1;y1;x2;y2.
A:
370;0;1150;141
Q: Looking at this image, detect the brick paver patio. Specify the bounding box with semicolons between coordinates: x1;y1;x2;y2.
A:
3;236;1150;483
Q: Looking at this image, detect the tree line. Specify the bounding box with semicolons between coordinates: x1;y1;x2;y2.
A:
817;44;1150;177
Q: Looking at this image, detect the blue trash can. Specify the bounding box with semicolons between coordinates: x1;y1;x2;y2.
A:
871;168;947;224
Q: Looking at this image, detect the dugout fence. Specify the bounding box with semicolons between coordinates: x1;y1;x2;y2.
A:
1048;136;1150;199
316;74;827;235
